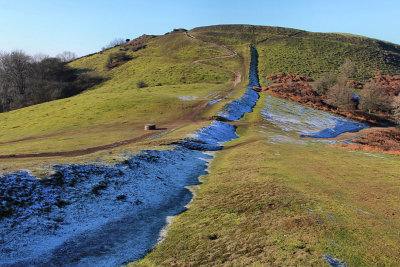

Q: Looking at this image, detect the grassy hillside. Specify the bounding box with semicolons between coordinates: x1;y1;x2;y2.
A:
1;25;399;266
191;25;400;81
134;93;400;267
2;25;399;160
0;31;249;162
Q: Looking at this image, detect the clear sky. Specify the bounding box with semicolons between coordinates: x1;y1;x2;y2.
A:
1;0;399;57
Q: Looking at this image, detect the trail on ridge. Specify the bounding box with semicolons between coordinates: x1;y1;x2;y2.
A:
185;31;242;89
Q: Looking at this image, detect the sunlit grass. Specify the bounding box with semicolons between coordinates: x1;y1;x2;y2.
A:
0;32;240;157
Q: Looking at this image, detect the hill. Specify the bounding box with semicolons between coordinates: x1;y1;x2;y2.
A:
0;25;399;266
0;29;248;168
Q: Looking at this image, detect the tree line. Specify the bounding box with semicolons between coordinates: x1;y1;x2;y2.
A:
0;50;103;113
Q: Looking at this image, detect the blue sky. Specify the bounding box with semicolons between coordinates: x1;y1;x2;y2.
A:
1;0;399;57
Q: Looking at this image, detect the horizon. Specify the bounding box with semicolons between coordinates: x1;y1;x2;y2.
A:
1;0;400;57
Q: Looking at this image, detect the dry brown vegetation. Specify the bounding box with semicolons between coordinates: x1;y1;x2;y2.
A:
371;73;400;97
335;127;400;155
120;34;157;52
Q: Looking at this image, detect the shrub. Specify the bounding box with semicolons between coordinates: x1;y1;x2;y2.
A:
312;72;337;95
105;52;131;69
69;71;104;96
137;80;148;88
91;181;108;195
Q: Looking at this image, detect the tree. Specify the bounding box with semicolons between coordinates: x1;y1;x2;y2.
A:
392;96;400;124
325;84;355;110
0;50;32;94
339;59;356;78
312;72;337;95
0;50;102;113
101;38;126;51
359;82;390;113
56;51;77;62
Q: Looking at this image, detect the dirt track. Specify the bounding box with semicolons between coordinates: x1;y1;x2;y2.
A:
186;32;242;88
0;33;242;159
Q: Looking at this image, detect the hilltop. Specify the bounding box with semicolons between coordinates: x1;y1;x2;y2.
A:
192;24;400;80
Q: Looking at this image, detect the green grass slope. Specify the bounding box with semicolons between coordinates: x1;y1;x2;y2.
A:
0;31;248;161
191;25;400;81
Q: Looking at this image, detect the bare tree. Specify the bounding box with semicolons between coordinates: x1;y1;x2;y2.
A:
0;50;32;95
339;59;356;78
392;96;400;124
0;50;103;113
101;38;126;51
325;84;355;110
56;51;77;62
312;72;337;95
359;82;390;113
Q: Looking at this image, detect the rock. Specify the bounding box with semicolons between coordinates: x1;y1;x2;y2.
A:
144;124;156;130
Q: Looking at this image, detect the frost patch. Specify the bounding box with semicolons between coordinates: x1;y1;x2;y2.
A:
207;92;217;98
178;96;197;101
344;202;374;216
262;95;366;138
322;254;348;267
174;121;238;151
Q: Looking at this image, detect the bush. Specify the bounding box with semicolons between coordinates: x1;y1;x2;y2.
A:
69;71;104;96
312;72;337;95
105;52;131;69
137;80;148;88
